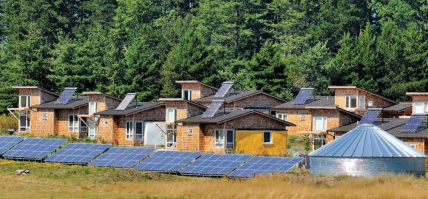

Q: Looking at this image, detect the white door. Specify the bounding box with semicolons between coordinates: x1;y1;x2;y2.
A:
89;121;97;140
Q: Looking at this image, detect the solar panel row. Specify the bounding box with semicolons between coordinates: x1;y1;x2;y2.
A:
180;154;252;176
89;147;155;168
45;143;111;165
229;157;304;178
3;138;67;160
401;115;425;133
0;136;25;155
134;151;203;172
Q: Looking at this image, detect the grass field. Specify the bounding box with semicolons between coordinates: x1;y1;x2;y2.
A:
1;160;428;198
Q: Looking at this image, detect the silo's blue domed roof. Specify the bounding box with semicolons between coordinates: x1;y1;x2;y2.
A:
309;124;426;158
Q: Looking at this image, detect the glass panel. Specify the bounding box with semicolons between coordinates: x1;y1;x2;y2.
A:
183;90;189;100
226;130;234;149
167;109;176;122
270;111;276;117
263;132;271;143
415;103;425;114
314;117;326;131
89;121;96;139
313;134;324;150
188;90;192;101
350;96;357;108
20;96;28;108
135;122;143;140
89;102;97;115
358;96;365;109
215;130;224;148
345;96;349;108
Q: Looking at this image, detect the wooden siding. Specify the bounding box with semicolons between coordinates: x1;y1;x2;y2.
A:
31;108;55;136
334;89;395;114
86;94;121;115
233;93;283;108
180;83;217;100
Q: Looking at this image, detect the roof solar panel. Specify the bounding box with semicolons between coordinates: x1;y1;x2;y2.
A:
134;151;203;172
3;138;67;160
45;143;111;165
229;157;304;178
0;136;25;155
202;100;224;118
292;88;314;105
359;109;382;124
88;147;155;168
401;115;426;133
56;87;77;104
180;154;252;177
116;93;137;111
214;82;234;98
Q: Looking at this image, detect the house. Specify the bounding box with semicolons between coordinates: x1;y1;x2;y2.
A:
382;103;412;118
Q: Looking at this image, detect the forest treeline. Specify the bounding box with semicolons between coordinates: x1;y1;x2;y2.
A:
1;0;428;113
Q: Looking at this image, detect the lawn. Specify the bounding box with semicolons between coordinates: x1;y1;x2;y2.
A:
1;160;428;199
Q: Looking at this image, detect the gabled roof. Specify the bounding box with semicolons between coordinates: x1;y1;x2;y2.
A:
176;109;295;126
175;80;218;91
329;86;397;104
31;97;88;109
193;91;286;104
95;102;164;116
273;96;334;109
310;124;426;158
383;103;412;112
12;86;59;97
158;98;207;109
82;92;122;101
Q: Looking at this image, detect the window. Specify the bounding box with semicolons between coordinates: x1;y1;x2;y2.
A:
68;115;79;132
126;121;133;140
345;96;357;108
313;117;327;131
358;96;365;109
263;131;272;144
188;128;193;134
410;144;417;149
89;101;97;115
215;129;224;148
19;113;30;132
226;130;235;149
313;134;324;150
300;114;306;121
166;108;177;122
414;103;425;114
42;114;48;120
270;110;277;117
135;122;143;141
166;125;177;148
277;114;287;121
104;120;108;125
20;95;31;108
183;90;192;101
80;118;87;132
88;121;97;139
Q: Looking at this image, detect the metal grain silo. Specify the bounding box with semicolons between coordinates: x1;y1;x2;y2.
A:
309;124;426;177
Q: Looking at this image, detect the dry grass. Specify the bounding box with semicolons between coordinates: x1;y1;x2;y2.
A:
1;159;428;199
0;114;17;135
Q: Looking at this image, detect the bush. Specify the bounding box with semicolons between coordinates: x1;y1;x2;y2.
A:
0;114;18;135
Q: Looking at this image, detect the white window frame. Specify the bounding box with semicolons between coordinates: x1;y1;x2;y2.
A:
20;95;31;108
313;116;327;131
166;108;177;122
135;121;143;141
182;90;192;101
68;114;79;132
414;102;425;114
345;96;357;108
88;120;97;140
19;113;30;132
358;96;365;109
263;131;272;144
126;121;134;140
215;129;224;148
89;101;97;115
166;125;177;148
277;114;287;121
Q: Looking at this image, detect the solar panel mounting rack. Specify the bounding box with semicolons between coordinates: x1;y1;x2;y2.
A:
0;136;26;155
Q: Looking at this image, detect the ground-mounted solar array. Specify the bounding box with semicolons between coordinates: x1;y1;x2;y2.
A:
180;154;252;177
214;82;234;98
359;109;382;125
401;115;426;133
134;151;203;172
89;147;155;168
45;143;111;165
0;136;25;155
3;138;67;160
56;87;77;104
202;100;224;118
116;93;136;111
292;88;314;105
229;157;304;178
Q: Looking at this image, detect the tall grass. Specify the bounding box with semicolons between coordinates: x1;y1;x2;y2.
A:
0;114;17;135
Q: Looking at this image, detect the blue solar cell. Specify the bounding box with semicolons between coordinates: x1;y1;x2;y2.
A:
134;151;203;172
229;157;304;178
292;88;314;105
3;138;67;160
202;100;224;118
180;154;252;177
359;110;382;125
401;115;425;133
214;82;234;98
88;147;154;168
0;136;25;155
45;143;111;165
56;88;77;104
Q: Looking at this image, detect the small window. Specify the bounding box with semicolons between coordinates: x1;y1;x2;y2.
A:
215;129;224;148
345;96;357;108
277;114;287;121
104;120;108;125
126;121;133;140
68;115;79;132
313;117;327;131
263;131;272;144
89;101;97;115
414;103;425;114
188;128;193;134
270;110;277;117
42;113;48;120
183;90;192;101
358;96;365;109
167;108;177;122
80;118;87;132
300;114;306;121
20;95;31;108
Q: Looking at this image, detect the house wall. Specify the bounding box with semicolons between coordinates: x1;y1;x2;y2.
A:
164;101;205;121
55;106;88;138
334;89;395;114
399;138;427;162
86;94;121;114
18;88;57;107
176;123;201;151
233;94;284;108
31;108;55;136
180;83;217;100
98;115;114;143
235;130;288;155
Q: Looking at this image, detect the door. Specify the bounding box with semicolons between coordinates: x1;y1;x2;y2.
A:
89;121;97;140
135;122;143;141
166;125;176;148
226;130;235;149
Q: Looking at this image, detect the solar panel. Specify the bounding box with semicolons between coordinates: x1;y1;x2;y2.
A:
56;87;77;104
0;136;25;155
45;143;111;165
116;93;137;111
401;115;426;133
214;82;234;98
229;157;304;178
134;151;203;172
88;147;155;168
202;100;224;118
180;154;252;177
292;88;314;105
3;138;67;160
359;109;382;124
